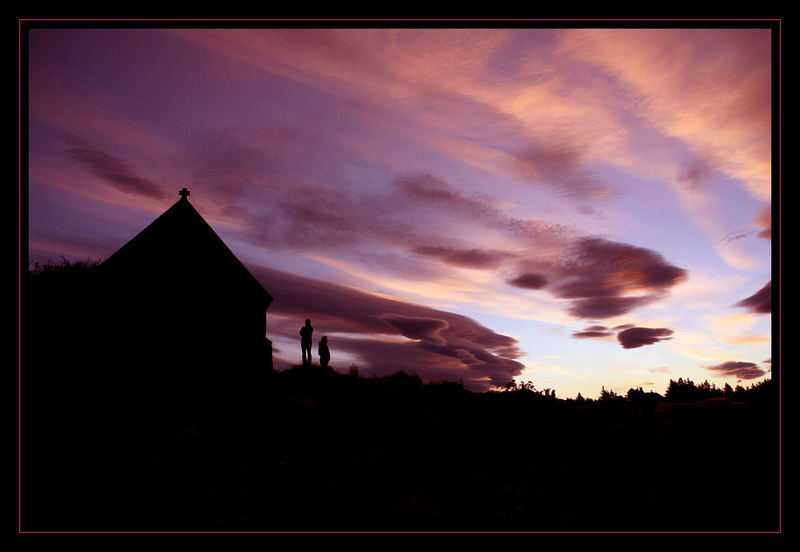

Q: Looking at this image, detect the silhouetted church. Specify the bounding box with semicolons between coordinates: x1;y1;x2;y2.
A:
95;189;273;381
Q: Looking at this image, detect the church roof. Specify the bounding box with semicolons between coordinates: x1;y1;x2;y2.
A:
101;189;272;308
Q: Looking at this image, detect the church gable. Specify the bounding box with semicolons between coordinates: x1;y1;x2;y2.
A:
94;189;273;369
101;189;272;310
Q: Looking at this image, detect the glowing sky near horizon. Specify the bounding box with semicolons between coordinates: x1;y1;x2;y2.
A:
25;26;775;398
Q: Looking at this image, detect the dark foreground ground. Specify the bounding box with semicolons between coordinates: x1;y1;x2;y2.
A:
20;363;780;533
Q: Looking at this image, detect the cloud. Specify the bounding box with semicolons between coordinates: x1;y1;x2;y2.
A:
706;361;767;381
514;237;687;319
718;203;770;246
572;323;674;350
648;366;672;374
572;325;615;339
567;296;654;320
182;129;685;322
414;246;513;269
392;173;576;249
560;29;772;203
391;172;497;222
754;205;771;240
506;272;548;290
61;137;166;199
617;327;674;349
719;229;755;244
249;264;525;390
376;313;449;346
396;188;683;323
734;281;771;314
184;129;532;262
677;155;716;189
561;238;688;296
181;128;571;269
511;139;612;199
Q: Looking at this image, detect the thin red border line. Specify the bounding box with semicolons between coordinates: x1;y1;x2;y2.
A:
18;532;784;535
18;17;23;535
15;18;783;22
778;18;782;535
17;19;781;536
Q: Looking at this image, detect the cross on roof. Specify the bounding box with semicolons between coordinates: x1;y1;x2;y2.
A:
179;188;190;200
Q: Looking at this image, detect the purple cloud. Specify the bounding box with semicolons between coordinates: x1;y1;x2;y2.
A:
181;129;685;323
734;281;771;314
377;313;449;346
677;155;716;189
61;137;165;199
567;296;655;319
506;272;548;290
573;323;673;350
511;140;611;199
414;246;513;269
510;237;686;319
617;327;674;349
572;325;615;339
707;361;767;381
554;238;687;319
556;238;687;297
249;264;525;390
391;172;495;223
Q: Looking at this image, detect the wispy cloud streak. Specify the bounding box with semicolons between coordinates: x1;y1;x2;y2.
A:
61;137;166;199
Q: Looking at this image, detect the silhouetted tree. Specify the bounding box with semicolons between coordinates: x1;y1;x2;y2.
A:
28;257;102;280
626;387;646;400
599;386;621;401
665;378;700;401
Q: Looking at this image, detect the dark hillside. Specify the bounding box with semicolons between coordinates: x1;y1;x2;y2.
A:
20;261;780;532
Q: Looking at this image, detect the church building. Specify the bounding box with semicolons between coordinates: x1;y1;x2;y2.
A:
95;189;273;380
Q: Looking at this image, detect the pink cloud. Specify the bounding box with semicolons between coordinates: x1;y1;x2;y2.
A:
561;28;772;202
754;205;772;240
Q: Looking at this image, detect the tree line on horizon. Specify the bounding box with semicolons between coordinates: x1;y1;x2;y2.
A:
499;375;773;404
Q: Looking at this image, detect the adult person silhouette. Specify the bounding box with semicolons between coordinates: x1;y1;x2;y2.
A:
300;319;314;365
318;336;330;369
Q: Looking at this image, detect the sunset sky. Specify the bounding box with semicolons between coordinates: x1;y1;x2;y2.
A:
24;23;777;398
